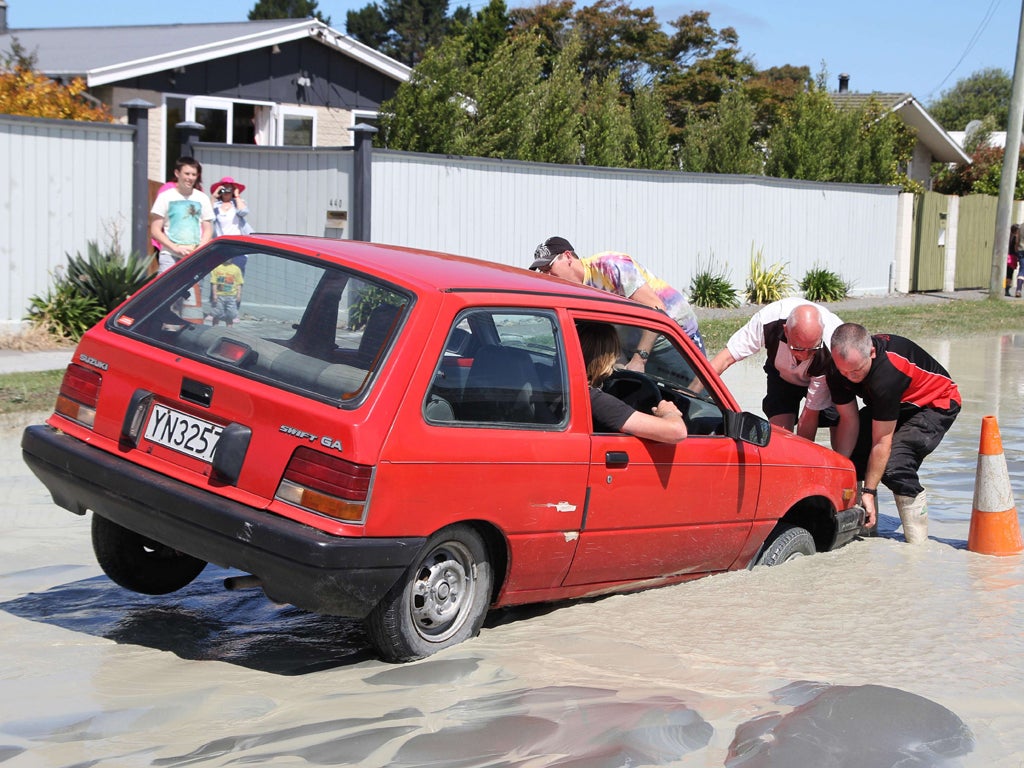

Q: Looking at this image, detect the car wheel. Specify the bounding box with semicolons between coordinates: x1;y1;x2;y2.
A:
365;524;493;663
756;523;816;566
91;513;207;595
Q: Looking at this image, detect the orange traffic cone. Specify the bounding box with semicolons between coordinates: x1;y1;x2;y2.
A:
968;415;1024;556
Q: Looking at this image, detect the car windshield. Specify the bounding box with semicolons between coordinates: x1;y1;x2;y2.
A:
111;242;411;403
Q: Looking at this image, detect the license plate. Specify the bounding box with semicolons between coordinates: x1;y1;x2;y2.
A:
144;404;223;463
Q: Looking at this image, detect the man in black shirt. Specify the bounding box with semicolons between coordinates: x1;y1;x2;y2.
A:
827;323;961;544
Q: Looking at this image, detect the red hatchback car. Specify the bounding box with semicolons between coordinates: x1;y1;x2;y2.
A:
23;236;865;662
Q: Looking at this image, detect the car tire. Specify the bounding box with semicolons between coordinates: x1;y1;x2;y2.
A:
365;524;493;663
756;523;816;566
91;513;207;595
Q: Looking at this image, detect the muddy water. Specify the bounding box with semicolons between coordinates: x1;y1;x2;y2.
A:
1;333;1022;767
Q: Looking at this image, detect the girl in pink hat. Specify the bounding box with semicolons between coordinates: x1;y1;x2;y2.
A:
211;176;253;239
211;176;254;274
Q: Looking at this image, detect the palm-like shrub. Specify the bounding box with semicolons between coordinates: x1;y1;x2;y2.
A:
745;247;791;304
689;258;740;308
26;241;151;341
800;266;850;302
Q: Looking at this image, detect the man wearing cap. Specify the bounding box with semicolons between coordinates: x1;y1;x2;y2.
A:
530;237;705;366
710;297;842;441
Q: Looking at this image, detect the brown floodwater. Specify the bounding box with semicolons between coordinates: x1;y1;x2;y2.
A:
0;332;1021;767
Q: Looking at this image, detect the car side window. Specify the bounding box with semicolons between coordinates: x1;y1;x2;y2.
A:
425;310;567;428
607;322;727;437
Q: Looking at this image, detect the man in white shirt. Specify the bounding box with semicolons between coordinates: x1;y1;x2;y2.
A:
711;298;843;441
149;156;214;274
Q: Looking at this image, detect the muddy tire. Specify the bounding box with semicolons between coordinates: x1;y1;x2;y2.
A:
756;523;816;566
365;524;492;663
91;513;207;595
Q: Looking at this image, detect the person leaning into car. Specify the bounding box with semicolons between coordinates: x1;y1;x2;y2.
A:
710;298;842;442
530;237;705;367
578;322;687;444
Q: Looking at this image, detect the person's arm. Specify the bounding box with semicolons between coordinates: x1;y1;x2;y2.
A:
234;196;249;216
831;400;860;456
710;348;739;375
620;282;667;370
199;220;214;248
620;399;687;443
860;419;896;527
795;407;820;441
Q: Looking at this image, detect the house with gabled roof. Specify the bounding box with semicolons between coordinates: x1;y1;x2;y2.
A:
0;4;410;184
831;74;971;189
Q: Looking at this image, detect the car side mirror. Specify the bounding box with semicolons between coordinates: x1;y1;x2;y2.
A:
724;410;771;447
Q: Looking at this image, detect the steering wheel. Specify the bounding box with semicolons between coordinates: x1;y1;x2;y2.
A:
601;369;662;414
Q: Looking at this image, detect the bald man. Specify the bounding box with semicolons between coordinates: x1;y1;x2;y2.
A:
711;298;842;441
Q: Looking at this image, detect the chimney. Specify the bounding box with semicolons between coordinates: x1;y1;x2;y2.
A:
838;73;850;93
0;1;8;34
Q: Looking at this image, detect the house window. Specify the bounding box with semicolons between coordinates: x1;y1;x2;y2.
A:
279;108;316;147
162;96;272;178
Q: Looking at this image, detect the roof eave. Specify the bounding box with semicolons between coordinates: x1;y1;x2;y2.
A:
893;97;972;164
85;19;409;87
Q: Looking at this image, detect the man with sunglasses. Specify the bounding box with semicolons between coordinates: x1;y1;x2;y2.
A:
529;237;705;365
710;297;842;441
827;323;960;543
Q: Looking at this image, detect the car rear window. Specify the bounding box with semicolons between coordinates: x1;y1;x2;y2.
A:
111;242;411;403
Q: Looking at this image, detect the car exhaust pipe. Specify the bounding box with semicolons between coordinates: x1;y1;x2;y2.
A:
224;574;263;591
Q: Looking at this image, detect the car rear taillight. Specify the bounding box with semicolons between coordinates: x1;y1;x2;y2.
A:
275;447;372;523
54;364;102;428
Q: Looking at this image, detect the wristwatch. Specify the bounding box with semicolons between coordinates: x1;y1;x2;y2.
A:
861;487;877;496
635;349;650;360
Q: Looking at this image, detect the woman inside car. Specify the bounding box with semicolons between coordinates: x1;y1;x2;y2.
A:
577;321;687;444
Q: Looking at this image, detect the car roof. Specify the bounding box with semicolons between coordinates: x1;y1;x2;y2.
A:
236;234;654;313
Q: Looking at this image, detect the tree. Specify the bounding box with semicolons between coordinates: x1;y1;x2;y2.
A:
525;34;584;164
450;0;511;67
580;71;637;167
347;0;459;66
469;33;542;158
248;0;330;24
765;78;916;188
571;0;668;87
744;64;811;140
657;12;755;141
376;38;475;153
678;89;761;174
0;41;113;122
928;68;1011;132
629;83;673;170
933;144;1024;198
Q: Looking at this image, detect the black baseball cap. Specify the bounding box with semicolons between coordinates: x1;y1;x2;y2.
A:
530;237;575;271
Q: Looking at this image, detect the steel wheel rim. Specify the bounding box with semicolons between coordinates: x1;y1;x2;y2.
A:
408;541;477;642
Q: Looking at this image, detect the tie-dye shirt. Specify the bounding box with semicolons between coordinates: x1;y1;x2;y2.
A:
581;251;698;336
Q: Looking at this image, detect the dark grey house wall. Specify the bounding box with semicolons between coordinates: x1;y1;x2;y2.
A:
126;39;399;110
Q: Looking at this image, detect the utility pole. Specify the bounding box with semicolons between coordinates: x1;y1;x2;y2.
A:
991;0;1024;298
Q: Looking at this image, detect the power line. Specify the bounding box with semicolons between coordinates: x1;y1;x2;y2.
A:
927;0;1002;99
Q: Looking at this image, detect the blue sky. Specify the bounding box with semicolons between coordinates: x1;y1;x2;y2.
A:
6;0;1019;108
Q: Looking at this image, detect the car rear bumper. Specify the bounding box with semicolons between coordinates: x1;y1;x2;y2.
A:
21;424;425;619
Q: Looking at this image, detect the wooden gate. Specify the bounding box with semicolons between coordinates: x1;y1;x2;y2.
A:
955;194;997;289
911;192;947;292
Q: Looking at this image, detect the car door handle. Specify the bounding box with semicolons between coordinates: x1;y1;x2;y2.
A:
605;451;629;468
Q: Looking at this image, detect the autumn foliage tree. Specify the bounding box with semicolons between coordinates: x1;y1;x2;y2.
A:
0;42;113;122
